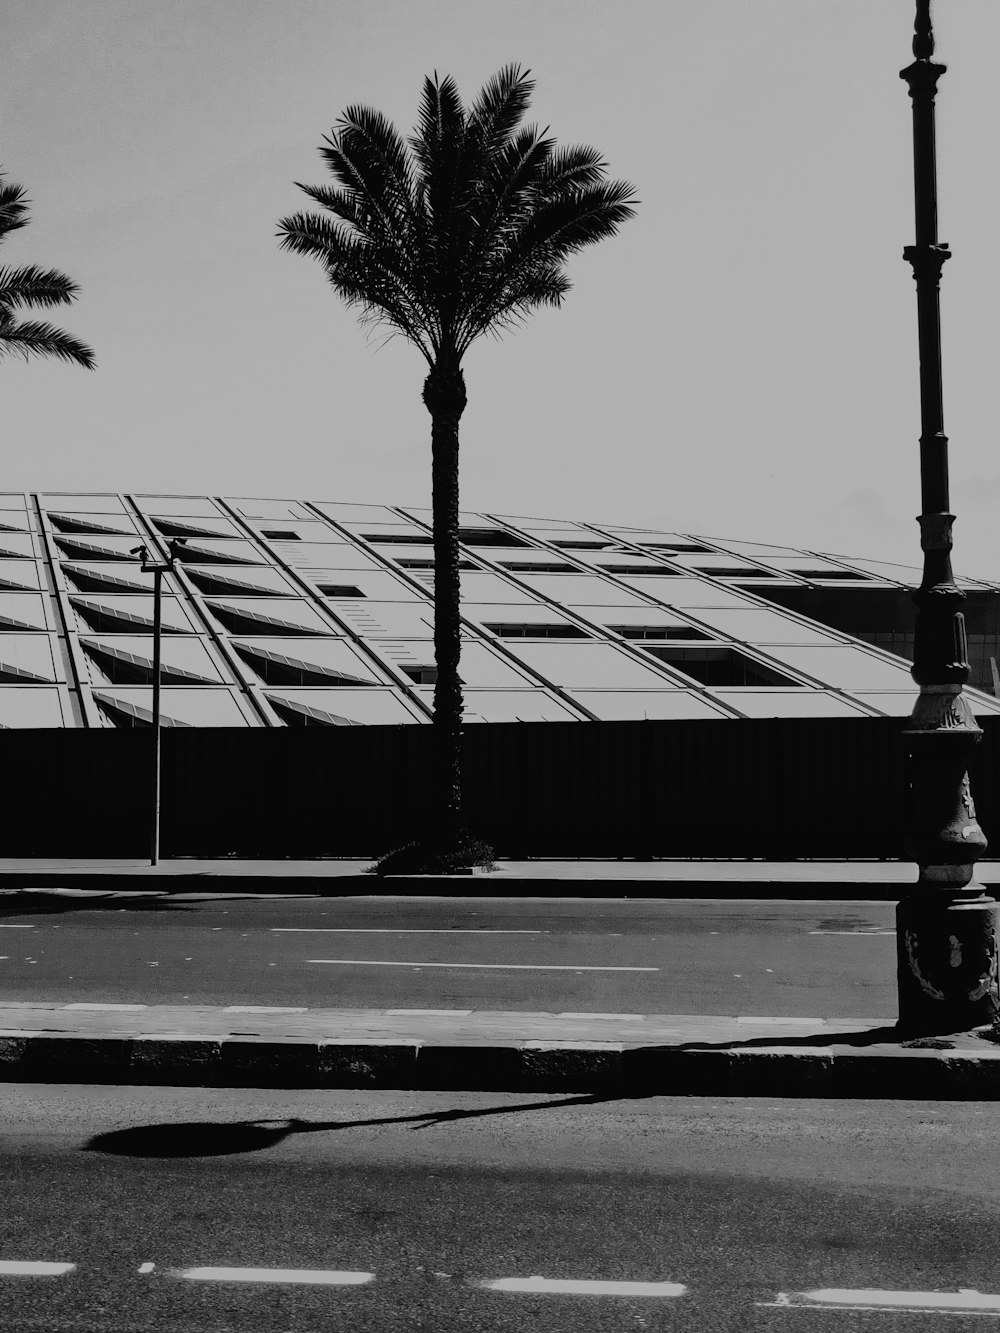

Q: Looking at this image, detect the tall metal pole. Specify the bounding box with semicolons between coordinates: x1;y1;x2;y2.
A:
896;0;999;1032
150;564;163;867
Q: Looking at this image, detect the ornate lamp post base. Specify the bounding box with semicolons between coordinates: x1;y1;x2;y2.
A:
897;690;999;1033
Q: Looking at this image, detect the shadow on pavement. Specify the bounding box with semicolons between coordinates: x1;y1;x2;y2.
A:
83;1097;606;1158
0;893;196;918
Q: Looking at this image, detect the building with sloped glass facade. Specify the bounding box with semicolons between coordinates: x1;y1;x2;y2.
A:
1;491;999;729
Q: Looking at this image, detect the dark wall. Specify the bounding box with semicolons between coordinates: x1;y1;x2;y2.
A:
6;715;1000;860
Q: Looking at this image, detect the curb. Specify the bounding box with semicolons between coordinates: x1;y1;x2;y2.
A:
3;1032;1000;1098
0;874;909;900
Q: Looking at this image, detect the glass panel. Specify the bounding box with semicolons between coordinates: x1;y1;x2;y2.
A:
330;601;435;638
374;639;533;688
415;687;582;722
250;521;341;543
0;686;67;726
230;637;388;686
503;640;683;688
0;593;48;630
264;687;425;725
587;606;709;635
570;690;732;720
760;644;916;689
459;571;537;603
181;565;300;596
68;595;195;634
490;515;583;532
79;635;226;686
0;560;40;591
0;635;57;682
849;692;918;716
305;569;420;600
149;515;241;539
228;499;311;520
678;606;844;644
92;687;254;726
464;601;588;628
132;496;227;517
40;494;125;513
203;598;336;636
631;578;758;608
312;502;403;524
711;689;872;717
172;539;265;565
51;534;150;562
276;543;384;570
516;574;651;606
47;511;140;536
0;534;36;559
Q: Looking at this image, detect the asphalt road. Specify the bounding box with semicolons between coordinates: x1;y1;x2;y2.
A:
0;895;898;1016
0;1084;997;1332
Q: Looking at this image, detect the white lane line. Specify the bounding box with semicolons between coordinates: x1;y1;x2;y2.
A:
0;1261;75;1276
0;925;34;929
763;1287;1000;1312
809;930;894;936
557;1013;644;1021
177;1266;374;1285
223;1006;309;1014
307;960;658;972
483;1276;685;1297
61;1003;148;1011
386;1008;474;1016
272;928;545;934
138;1263;155;1274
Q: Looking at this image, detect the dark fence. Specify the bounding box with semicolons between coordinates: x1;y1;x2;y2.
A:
4;716;1000;860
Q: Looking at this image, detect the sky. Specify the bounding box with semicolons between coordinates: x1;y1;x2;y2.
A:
4;0;1000;577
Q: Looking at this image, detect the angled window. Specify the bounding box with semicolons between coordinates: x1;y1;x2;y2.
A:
482;622;590;639
171;540;263;565
0;594;48;631
47;513;136;537
68;596;191;635
597;563;682;576
204;598;331;636
361;531;433;545
183;567;296;597
61;563;151;595
81;639;220;686
499;561;580;574
552;539;614;551
233;642;377;687
317;583;365;598
52;535;140;562
642;645;801;687
260;530;300;540
458;528;530;548
606;623;713;641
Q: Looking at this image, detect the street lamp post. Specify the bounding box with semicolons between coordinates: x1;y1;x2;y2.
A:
896;0;999;1032
131;538;185;867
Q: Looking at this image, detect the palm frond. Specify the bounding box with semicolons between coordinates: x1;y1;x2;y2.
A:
0;174;30;241
0;315;95;368
467;64;535;161
0;264;81;309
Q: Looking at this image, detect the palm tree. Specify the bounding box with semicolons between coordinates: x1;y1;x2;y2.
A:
278;65;637;872
0;171;95;369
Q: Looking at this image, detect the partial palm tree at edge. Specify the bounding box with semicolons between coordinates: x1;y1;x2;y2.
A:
0;171;95;369
278;64;637;873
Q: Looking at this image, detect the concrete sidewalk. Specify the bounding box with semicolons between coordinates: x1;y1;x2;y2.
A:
3;1002;999;1099
3;857;998;898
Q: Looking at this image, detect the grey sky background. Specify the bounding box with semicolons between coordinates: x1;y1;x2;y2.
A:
4;1;1000;576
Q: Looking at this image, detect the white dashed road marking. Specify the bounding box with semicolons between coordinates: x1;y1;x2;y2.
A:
386;1008;474;1016
763;1288;1000;1312
307;960;658;972
0;925;34;929
62;1003;148;1011
137;1263;155;1274
483;1276;686;1297
809;930;895;936
223;1006;309;1013
177;1266;374;1285
0;1261;75;1276
272;928;546;934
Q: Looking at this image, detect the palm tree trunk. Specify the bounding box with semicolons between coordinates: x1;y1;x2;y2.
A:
423;358;467;849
